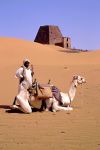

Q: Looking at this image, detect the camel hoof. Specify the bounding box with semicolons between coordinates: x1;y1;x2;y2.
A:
66;106;73;111
45;108;49;112
52;109;56;112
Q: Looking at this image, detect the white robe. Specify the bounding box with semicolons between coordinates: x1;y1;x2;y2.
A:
15;66;33;113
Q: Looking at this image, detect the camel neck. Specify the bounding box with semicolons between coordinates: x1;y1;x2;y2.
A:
68;81;77;102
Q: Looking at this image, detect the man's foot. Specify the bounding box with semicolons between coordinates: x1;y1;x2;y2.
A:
10;105;19;110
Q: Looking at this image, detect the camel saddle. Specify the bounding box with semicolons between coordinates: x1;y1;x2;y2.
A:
28;83;53;99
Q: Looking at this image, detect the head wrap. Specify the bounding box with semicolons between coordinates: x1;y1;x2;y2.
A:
23;58;30;64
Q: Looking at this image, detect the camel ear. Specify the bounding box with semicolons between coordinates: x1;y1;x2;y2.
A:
73;75;78;80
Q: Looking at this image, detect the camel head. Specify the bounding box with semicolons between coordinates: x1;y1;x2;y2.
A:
72;75;86;87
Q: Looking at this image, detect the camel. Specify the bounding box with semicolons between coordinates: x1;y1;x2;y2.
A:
45;75;86;112
11;75;86;113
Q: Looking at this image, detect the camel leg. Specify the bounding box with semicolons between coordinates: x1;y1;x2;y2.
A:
39;100;47;111
45;98;53;111
52;98;73;112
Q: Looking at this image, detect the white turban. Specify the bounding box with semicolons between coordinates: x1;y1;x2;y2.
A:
23;58;30;64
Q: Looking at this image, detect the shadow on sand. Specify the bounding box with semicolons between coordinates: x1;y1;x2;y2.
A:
0;105;40;114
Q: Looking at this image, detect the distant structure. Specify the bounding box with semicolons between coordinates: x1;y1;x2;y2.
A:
34;25;71;49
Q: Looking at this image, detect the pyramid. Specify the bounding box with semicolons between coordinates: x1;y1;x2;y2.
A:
34;25;71;49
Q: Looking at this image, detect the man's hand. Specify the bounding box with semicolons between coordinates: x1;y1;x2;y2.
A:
31;64;34;71
20;76;24;83
31;64;34;76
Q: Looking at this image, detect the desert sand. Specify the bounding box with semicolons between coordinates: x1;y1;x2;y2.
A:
0;37;100;150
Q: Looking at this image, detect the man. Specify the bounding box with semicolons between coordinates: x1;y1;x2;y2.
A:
11;58;34;113
16;58;34;88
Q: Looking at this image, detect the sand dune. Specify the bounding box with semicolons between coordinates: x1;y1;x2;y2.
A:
0;37;100;66
0;37;100;150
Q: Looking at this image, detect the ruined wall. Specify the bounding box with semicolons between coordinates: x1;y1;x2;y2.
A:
66;37;71;49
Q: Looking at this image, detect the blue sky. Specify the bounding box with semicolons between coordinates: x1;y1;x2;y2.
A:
0;0;100;50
